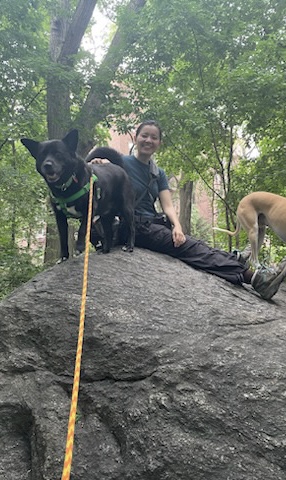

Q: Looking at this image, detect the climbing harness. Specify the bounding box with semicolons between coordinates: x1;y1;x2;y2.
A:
61;175;94;480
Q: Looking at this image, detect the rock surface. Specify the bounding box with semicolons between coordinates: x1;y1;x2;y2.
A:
1;247;286;479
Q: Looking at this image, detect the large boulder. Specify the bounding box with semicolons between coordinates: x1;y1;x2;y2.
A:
1;248;286;480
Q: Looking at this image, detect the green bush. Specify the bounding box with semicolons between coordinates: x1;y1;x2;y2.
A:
0;249;44;300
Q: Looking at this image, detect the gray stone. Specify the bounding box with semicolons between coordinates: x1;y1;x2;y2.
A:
1;247;286;479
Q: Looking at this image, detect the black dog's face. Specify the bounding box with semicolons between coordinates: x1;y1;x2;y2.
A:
21;129;79;186
35;140;77;184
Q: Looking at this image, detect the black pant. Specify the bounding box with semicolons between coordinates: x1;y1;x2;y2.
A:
120;221;247;285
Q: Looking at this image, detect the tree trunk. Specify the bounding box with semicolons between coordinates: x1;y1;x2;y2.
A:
47;0;98;139
44;223;60;265
46;0;146;147
179;180;193;235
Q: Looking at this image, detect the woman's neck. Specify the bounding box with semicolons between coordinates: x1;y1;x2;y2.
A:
136;153;151;164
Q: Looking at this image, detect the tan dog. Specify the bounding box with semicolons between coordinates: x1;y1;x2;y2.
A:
214;191;286;268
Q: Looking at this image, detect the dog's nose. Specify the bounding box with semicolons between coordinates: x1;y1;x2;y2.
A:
42;161;55;173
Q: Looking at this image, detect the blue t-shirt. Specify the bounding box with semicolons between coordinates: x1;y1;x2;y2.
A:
123;155;169;217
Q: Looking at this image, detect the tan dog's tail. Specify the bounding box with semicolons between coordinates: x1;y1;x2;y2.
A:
213;223;240;237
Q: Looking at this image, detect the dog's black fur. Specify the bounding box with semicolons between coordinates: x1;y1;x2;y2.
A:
21;129;135;261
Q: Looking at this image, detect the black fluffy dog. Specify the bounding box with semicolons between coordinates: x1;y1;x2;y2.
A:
21;129;135;261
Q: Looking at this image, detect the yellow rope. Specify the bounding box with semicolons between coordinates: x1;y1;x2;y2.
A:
61;176;94;480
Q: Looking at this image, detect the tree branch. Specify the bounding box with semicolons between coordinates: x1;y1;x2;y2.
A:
59;0;98;63
75;0;147;154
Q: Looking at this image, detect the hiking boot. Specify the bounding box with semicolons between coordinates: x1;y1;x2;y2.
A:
251;260;286;300
234;244;252;268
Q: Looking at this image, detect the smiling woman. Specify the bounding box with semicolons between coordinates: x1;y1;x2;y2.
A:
88;119;286;300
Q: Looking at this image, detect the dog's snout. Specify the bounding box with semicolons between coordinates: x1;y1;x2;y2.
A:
40;157;62;183
42;160;54;173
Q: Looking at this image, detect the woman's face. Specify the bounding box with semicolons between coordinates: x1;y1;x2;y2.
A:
135;125;161;157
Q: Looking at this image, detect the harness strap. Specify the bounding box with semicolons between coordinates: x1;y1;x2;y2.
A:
50;174;98;215
135;159;159;207
134;214;155;223
134;213;171;227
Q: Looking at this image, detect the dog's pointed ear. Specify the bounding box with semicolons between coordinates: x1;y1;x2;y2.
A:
62;129;78;153
21;138;39;159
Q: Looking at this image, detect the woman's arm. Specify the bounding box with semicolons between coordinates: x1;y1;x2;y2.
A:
159;189;186;247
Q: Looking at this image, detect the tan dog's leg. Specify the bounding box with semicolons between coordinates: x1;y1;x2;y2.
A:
236;207;261;267
257;224;266;257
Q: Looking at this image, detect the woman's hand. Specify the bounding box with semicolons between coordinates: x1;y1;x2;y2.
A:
172;225;186;247
158;190;186;247
89;158;110;164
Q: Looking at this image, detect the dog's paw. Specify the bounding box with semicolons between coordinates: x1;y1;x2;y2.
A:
122;245;134;253
56;257;69;264
95;246;110;254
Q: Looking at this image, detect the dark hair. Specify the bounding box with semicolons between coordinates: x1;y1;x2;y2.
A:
135;120;163;141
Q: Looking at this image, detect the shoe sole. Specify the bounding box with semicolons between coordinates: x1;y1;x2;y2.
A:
259;264;286;300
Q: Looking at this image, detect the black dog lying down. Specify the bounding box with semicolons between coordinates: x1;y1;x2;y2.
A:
21;129;135;261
